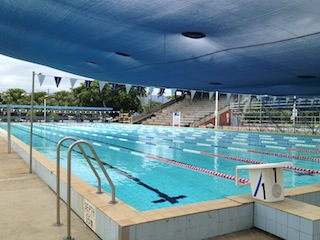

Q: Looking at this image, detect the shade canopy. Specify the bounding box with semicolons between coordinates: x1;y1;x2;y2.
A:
1;1;320;96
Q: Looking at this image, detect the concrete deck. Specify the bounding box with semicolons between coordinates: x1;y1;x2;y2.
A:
0;137;280;240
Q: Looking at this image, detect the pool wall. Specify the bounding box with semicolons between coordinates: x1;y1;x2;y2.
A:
0;129;257;240
2;128;320;240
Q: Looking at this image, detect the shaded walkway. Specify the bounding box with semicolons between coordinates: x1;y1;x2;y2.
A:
0;137;100;240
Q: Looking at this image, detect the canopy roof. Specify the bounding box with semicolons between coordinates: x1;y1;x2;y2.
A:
1;1;320;96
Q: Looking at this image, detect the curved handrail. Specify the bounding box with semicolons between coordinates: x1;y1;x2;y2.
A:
55;136;77;226
55;137;117;237
65;140;117;239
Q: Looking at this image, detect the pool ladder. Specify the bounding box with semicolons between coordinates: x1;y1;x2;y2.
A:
54;137;117;240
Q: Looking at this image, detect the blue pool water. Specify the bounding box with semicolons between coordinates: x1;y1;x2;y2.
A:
2;123;320;211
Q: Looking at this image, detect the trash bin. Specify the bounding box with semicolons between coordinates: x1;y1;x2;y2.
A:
236;162;293;202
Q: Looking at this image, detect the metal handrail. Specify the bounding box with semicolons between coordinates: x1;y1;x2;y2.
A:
54;137;117;240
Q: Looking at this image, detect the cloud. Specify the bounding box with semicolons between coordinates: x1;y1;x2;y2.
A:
0;54;91;93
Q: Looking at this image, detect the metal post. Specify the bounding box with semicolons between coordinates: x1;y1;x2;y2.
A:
215;91;219;129
29;71;35;173
66;145;74;240
7;104;11;153
44;98;47;122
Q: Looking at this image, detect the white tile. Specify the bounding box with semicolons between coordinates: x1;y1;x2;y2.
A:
174;216;187;231
266;219;277;235
239;204;253;218
288;214;300;230
300;218;313;234
229;207;239;220
266;206;277;222
219;221;232;235
254;203;266;218
208;222;219;237
310;193;316;205
276;223;287;239
287;227;300;240
207;210;219;224
136;222;150;240
254;215;266;231
174;230;187;240
218;208;229;222
314;220;320;236
303;194;311;204
276;210;288;226
238;216;253;230
300;231;313;240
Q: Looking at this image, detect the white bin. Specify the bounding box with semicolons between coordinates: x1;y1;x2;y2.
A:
236;162;293;202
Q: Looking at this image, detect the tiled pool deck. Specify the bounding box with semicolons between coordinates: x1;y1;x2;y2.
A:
1;128;320;240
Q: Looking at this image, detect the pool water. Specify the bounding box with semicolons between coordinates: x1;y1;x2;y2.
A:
2;123;320;211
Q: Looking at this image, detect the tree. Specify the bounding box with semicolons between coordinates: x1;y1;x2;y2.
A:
0;88;29;105
50;91;74;106
72;80;146;112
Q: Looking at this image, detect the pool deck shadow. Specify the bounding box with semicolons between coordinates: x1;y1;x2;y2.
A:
0;138;280;240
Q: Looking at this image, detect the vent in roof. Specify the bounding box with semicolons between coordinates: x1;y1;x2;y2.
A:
182;32;206;39
115;51;131;57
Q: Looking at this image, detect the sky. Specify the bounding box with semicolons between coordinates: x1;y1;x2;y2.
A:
0;54;169;98
0;54;90;94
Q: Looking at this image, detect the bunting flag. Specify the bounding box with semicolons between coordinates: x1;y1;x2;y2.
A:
181;90;185;96
149;87;154;95
200;91;204;99
137;86;143;94
226;93;231;102
38;73;45;86
125;84;132;93
70;78;77;88
190;90;196;100
99;81;107;91
171;88;176;96
256;95;261;102
250;95;255;103
112;83;118;91
209;91;214;100
54;76;62;88
159;88;165;96
233;94;238;102
85;80;92;90
272;96;277;104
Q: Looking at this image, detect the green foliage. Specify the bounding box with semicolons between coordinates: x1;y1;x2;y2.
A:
0;81;147;112
0;88;29;104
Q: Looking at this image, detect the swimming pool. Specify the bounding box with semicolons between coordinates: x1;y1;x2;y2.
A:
2;122;320;211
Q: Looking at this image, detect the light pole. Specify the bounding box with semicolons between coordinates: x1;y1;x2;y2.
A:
44;97;47;122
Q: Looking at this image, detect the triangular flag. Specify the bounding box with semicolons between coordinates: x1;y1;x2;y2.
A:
125;84;132;93
99;81;107;91
256;95;261;101
234;94;238;102
200;92;204;99
226;93;231;102
112;83;118;91
54;77;62;88
70;78;77;88
159;88;165;96
85;80;92;90
149;87;154;95
190;90;196;100
171;88;176;96
209;92;214;100
38;73;45;86
137;86;143;94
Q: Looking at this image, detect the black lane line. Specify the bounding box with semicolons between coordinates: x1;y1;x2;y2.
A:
12;125;187;205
